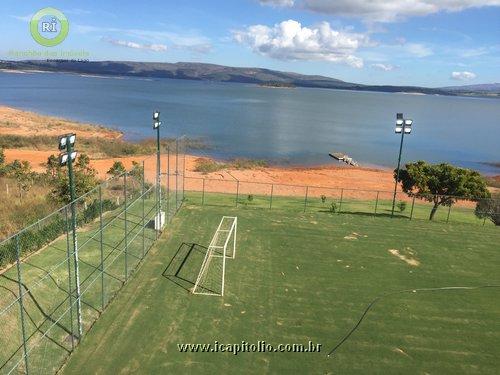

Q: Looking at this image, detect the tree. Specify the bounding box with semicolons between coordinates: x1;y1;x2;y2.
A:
475;193;500;226
45;154;61;178
396;161;490;220
51;153;98;203
107;161;126;177
4;160;36;198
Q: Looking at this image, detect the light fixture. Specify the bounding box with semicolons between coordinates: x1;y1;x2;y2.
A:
59;153;68;166
153;121;161;129
396;119;404;126
153;110;160;120
395;126;403;133
59;151;77;166
404;119;413;126
404;127;412;134
58;133;76;150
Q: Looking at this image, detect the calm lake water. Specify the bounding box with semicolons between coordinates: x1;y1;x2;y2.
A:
1;71;499;174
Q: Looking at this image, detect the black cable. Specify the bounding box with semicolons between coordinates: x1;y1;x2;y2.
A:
327;285;500;357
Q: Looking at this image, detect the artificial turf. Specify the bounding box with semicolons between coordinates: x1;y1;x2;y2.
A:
60;202;500;374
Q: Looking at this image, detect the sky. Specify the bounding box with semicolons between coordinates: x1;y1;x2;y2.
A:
1;0;499;87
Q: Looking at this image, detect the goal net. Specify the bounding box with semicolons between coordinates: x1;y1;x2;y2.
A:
192;216;238;296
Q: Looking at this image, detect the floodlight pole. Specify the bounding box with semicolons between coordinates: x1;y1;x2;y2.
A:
156;121;161;217
391;113;406;217
65;138;83;337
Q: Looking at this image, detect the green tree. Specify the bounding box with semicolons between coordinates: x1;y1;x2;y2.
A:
129;160;144;181
396;161;490;220
4;159;36;198
51;153;98;204
475;193;500;226
45;154;61;178
107;161;126;177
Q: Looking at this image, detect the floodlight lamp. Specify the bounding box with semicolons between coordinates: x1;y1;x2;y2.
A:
69;134;76;145
153;121;161;129
58;136;67;150
404;119;413;126
396;119;404;126
59;153;68;166
70;151;77;161
153;111;160;120
395;126;403;133
404;127;412;134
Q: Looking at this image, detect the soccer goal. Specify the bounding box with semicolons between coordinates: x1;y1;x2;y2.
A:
192;216;238;296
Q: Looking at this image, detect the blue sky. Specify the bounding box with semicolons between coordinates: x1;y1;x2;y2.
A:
1;0;499;87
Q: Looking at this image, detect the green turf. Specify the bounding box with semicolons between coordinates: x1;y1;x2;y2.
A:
0;193;159;374
60;203;500;374
184;190;494;226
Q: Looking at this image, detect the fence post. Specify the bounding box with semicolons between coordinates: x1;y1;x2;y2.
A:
64;207;75;350
410;196;415;220
202;178;205;206
374;191;379;214
339;189;344;213
303;186;308;213
175;139;179;212
182;140;186;202
166;146;170;221
123;173;128;281
99;185;104;311
142;161;145;257
15;235;30;374
446;204;452;223
269;184;274;209
235;181;240;207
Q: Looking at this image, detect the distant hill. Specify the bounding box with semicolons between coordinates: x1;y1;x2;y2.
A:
441;83;500;92
0;59;491;97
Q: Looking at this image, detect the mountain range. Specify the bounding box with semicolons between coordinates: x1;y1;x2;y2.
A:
1;60;498;97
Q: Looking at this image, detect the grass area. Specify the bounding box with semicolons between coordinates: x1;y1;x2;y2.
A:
61;203;499;374
183;190;495;226
0;192;158;374
194;158;269;174
0;135;207;158
0;177;58;239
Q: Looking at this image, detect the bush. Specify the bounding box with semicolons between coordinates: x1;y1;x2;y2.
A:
0;198;118;268
475;195;500;226
320;195;327;204
329;202;337;213
247;194;254;202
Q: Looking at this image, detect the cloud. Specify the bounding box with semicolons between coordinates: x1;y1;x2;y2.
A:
233;19;368;68
260;0;500;22
260;0;295;6
101;37;167;52
404;43;433;57
10;14;32;22
371;63;397;71
75;24;212;53
451;71;477;80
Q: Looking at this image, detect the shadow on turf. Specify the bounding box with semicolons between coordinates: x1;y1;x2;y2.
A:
162;242;217;293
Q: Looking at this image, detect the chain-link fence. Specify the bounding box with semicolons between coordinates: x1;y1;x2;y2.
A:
183;176;499;226
0;138;187;375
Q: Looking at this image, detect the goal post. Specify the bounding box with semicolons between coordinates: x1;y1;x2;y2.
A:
192;216;238;296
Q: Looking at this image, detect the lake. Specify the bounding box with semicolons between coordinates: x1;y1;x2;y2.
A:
1;71;499;174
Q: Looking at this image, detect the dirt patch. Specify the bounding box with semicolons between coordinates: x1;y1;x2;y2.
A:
388;249;420;267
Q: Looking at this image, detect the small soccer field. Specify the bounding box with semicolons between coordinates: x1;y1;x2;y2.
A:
61;204;500;374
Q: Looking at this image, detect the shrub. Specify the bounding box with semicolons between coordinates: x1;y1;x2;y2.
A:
247;194;254;202
320;195;327;204
329;202;337;213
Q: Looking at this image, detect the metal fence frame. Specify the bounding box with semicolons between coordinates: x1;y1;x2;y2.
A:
0;138;187;375
182;176;499;226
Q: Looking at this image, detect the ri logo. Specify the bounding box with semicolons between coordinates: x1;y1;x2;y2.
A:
30;7;69;47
